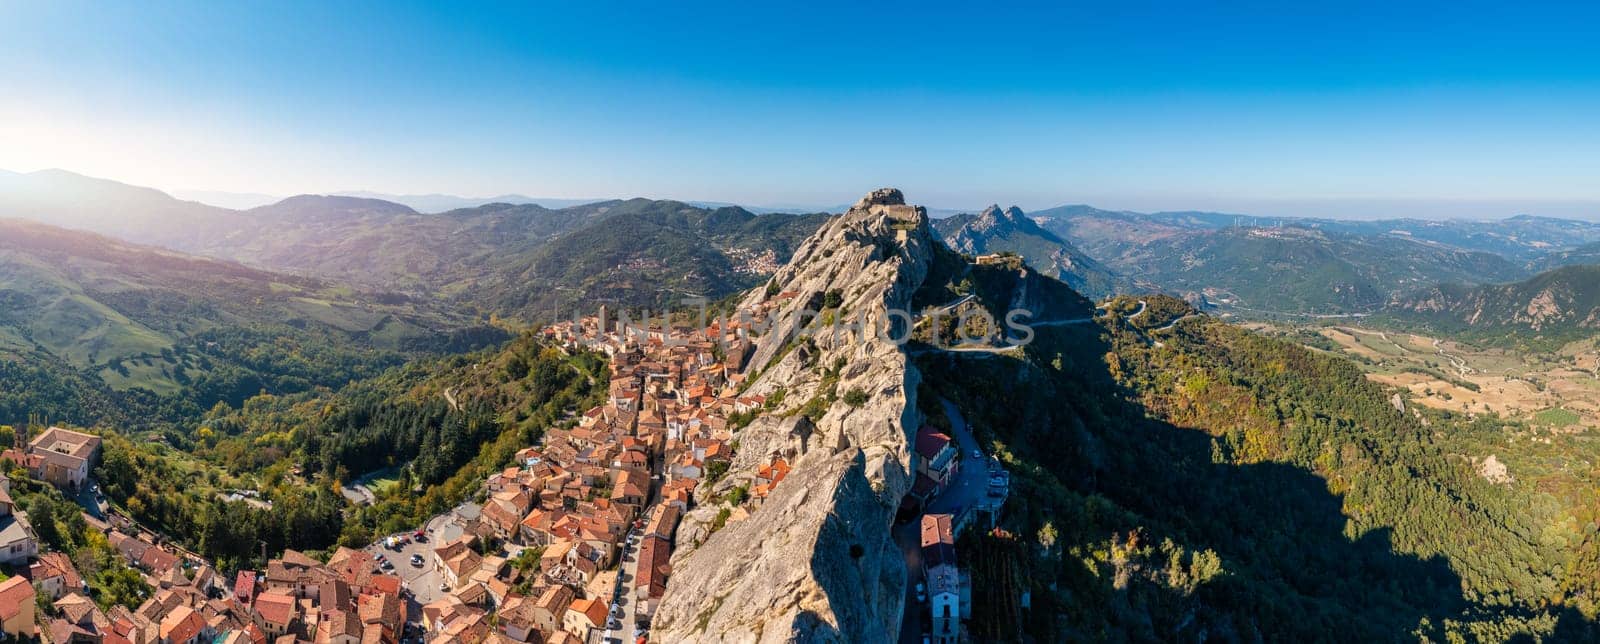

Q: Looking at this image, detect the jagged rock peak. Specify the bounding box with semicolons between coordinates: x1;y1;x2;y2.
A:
976;204;1029;224
854;187;906;209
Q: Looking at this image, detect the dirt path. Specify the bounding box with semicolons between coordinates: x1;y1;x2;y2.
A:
1432;338;1474;377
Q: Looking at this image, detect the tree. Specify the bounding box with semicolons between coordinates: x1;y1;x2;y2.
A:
1036;521;1058;557
27;496;62;550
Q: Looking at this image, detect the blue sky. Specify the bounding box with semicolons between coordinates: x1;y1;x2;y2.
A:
3;1;1600;218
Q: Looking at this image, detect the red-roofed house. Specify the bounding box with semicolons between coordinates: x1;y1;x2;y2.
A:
158;605;212;644
251;591;299;639
28;551;85;599
913;425;957;488
0;575;37;639
235;571;258;606
561;598;606;641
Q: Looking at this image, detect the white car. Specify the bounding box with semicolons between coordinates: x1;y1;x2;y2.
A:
914;582;926;603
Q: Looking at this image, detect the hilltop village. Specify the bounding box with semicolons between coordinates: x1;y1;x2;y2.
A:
1;283;1004;644
0;297;778;643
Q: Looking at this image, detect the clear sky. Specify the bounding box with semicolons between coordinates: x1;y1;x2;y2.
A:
4;1;1600;218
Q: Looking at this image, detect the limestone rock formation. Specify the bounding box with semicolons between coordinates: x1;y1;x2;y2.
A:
651;189;933;643
935;202;1132;299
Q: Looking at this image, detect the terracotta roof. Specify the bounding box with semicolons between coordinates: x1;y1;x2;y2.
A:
635;535;672;599
159;605;205;644
254;591;297;627
566;597;606;628
914;425;953;461
920;513;957;568
0;575;35;621
318;609;362;642
235;571;257;603
31;551;86;591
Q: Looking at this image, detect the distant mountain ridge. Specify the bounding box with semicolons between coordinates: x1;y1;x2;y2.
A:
1034;203;1600;263
1113;225;1528;314
1384;264;1600;348
934;204;1135;299
330;190;605;213
9;168;1600;324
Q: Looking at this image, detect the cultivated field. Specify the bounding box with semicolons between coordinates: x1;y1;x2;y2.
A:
1262;324;1600;431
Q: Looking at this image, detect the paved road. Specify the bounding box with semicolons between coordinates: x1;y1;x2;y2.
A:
71;476;109;520
927;400;991;518
910;299;1143;358
608;529;643;644
895;399;996;644
913;294;977;323
1150;313;1200;333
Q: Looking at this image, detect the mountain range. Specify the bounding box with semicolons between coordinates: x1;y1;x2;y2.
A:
0;169;830;323
933;204;1135;299
1384;264;1600;349
11;167;1600;327
0;217;502;424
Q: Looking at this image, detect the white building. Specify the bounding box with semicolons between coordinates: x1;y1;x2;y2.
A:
0;473;40;567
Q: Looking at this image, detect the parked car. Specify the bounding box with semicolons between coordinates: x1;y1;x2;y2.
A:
915;582;926;603
410;554;425;567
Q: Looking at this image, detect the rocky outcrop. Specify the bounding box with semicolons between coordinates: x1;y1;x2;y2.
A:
935;203;1131;300
652;189;933;643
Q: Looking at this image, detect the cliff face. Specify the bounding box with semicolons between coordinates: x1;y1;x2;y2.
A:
651;189;932;643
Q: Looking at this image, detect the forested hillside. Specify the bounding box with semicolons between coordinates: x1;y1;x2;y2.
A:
0;171;832;325
1101;226;1526;313
480;200;828;320
88;330;605;572
1382;265;1600;350
0;218;502;425
916;295;1598;641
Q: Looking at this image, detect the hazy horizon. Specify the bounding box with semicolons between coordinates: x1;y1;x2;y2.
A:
5;165;1595;223
6;3;1600;220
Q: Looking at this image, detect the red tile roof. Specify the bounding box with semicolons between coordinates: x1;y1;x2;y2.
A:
254;591;297;627
914;426;953;461
0;576;35;621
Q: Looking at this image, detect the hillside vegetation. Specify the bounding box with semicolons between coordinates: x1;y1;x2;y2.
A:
1104;226;1526;313
1383;265;1600;350
0;170;831;325
0;218;502;424
918;295;1599;641
90;331;604;571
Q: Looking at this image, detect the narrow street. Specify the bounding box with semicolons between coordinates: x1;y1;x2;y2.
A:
609;528;643;644
896;399;994;644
